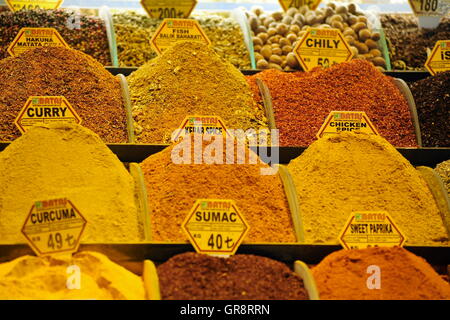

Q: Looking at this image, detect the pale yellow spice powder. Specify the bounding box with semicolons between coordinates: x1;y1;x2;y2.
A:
288;132;449;245
0;251;145;299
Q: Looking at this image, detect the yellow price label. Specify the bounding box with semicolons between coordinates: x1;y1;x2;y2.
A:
316;111;378;139
182;199;249;256
408;0;449;16
141;0;197;19
5;0;63;12
279;0;322;11
425;40;450;75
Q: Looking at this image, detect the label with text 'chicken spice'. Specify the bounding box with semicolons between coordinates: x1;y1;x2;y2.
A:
7;27;69;57
316;111;378;139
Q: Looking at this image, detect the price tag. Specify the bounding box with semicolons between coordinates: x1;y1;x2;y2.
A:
7;27;69;58
141;0;197;19
425;40;450;75
21;198;87;256
182;199;249;256
279;0;322;11
150;18;211;55
5;0;63;12
172;115;230;142
338;211;406;250
316;111;378;138
15;96;82;134
408;0;449;16
293;28;353;71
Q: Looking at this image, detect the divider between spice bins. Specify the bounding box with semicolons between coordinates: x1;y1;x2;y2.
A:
230;8;257;69
117;73;135;143
416;166;450;237
99;6;119;67
129;163;152;242
256;78;276;131
142;258;319;300
368;11;392;71
393;78;423;147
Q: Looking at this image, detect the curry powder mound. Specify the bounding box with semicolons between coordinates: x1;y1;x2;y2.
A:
0;251;145;299
128;41;267;144
158;252;308;300
0;123;143;243
287;132;448;245
313;247;450;300
0;46;128;143
140;136;296;242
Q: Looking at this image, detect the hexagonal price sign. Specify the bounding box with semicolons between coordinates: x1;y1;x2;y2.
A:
7;27;69;57
5;0;63;12
294;28;353;71
182;199;249;256
171;115;230;142
279;0;322;11
150;18;211;56
338;211;406;250
425;40;450;75
316;111;378;139
15;96;82;134
141;0;197;19
408;0;448;16
22;198;87;256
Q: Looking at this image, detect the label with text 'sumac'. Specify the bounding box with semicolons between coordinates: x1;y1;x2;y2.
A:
316;111;378;139
7;27;69;57
22;198;87;256
338;211;406;250
15;96;82;134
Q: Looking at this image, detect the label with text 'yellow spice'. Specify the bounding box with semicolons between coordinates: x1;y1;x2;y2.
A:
141;0;197;19
150;18;211;55
7;27;69;57
5;0;63;12
316;111;378;139
279;0;321;11
182;199;249;256
171;115;229;142
14;96;82;134
22;198;87;256
293;28;353;71
338;211;406;250
425;40;450;75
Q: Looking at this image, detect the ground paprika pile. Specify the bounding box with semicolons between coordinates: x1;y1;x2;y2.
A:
247;59;417;147
312;247;450;300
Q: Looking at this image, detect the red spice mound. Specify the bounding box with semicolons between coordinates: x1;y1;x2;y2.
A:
158;252;309;300
247;60;417;147
312;247;450;300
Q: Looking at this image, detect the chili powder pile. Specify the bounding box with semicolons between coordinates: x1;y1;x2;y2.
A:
0;46;128;143
313;247;450;300
247;59;417;147
140;135;296;243
410;71;450;147
158;252;309;300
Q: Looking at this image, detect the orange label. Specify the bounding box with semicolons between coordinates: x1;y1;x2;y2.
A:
7;27;69;57
5;0;63;12
150;18;211;55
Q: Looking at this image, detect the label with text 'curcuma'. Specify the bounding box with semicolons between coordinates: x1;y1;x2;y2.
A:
316;111;378;139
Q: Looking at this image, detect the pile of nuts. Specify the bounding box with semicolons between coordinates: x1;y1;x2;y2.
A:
247;2;387;71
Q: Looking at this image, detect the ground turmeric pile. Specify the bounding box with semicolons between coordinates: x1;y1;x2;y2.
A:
140;135;296;242
313;247;450;300
287;132;448;245
0;123;143;243
128;41;267;143
0;251;145;299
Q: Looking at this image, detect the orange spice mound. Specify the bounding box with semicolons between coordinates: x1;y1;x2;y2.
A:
312;247;450;300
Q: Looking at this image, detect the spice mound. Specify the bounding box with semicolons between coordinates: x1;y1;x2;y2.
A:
0;46;128;143
287;132;448;245
247;59;417;147
0;251;145;299
312;247;450;300
128;41;267;143
0;8;111;65
0;123;143;243
140;135;296;242
435;160;450;197
410;71;450;147
158;252;309;300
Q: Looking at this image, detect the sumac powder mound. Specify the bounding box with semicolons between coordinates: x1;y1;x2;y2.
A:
247;59;417;147
312;247;450;300
157;252;309;300
409;71;450;147
0;47;128;143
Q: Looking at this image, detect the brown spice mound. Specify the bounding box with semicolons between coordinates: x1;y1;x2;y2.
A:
312;247;450;300
247;60;417;147
140;135;296;243
158;252;309;300
0;46;128;143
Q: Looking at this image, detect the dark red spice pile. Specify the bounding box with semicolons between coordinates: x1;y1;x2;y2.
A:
157;252;309;300
247;59;418;147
